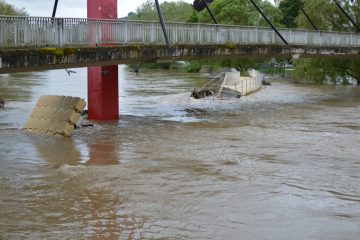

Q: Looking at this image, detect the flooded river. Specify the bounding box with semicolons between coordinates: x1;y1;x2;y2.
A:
0;66;359;239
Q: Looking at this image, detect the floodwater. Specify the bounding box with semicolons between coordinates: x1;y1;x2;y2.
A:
0;66;359;240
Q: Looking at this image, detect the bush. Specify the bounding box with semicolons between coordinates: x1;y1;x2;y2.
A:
185;61;202;73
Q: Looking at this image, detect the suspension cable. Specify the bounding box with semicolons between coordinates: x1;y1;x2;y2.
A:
249;0;288;45
333;0;360;32
52;0;58;18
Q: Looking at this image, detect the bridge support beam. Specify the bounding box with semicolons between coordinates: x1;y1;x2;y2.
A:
87;0;119;120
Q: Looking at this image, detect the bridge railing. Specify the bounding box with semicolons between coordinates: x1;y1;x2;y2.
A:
1;16;360;48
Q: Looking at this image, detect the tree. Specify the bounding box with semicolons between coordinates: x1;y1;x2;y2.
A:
129;1;157;21
297;0;342;31
294;0;360;84
197;0;282;27
194;0;282;72
129;0;193;22
279;0;303;28
198;0;255;25
186;9;199;23
0;0;27;15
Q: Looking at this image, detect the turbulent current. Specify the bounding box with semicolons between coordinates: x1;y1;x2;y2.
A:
0;66;359;239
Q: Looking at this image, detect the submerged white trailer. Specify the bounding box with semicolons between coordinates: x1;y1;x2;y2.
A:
219;69;264;98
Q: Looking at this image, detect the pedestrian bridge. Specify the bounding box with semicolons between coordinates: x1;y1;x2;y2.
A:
0;16;359;73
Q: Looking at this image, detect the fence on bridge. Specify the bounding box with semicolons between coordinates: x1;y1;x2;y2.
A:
1;16;360;48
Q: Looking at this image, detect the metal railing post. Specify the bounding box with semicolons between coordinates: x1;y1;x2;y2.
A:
320;32;323;46
237;26;240;43
272;30;275;44
197;24;200;43
57;18;64;47
255;28;258;43
175;24;178;43
289;30;292;44
151;23;155;43
96;21;101;45
13;23;17;46
125;21;128;43
24;18;28;45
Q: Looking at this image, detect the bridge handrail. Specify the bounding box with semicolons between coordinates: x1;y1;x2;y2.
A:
0;15;358;34
0;15;280;31
0;15;359;48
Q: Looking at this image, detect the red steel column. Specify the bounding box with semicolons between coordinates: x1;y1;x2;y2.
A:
87;0;119;120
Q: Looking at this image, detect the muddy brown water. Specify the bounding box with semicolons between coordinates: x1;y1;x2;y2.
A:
0;66;360;239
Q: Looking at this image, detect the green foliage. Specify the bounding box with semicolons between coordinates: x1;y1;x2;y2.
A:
0;0;27;15
294;0;360;84
192;0;282;71
186;9;199;23
297;0;360;31
259;1;283;27
198;0;254;25
294;58;360;84
297;0;337;31
185;61;202;73
130;0;282;27
129;1;157;21
197;0;282;27
256;60;286;75
293;59;328;84
129;0;193;22
279;0;302;28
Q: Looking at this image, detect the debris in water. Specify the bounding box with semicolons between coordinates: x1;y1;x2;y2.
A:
0;96;4;108
24;95;86;137
190;89;214;99
262;80;272;85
